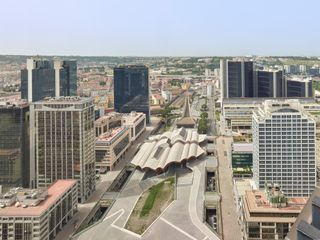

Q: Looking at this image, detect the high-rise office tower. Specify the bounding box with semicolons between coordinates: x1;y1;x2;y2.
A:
286;77;313;98
114;65;150;123
21;58;77;102
0;101;30;189
220;59;256;98
30;97;95;203
252;100;316;197
257;69;285;98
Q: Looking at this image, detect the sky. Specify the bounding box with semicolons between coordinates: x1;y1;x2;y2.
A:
0;0;319;56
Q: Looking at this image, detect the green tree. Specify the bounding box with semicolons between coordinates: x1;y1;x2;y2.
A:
200;112;208;119
99;81;106;86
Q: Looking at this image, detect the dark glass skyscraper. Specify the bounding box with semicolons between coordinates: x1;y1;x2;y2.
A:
220;60;256;98
0;102;30;189
21;59;77;102
287;78;313;98
257;69;285;98
114;65;150;123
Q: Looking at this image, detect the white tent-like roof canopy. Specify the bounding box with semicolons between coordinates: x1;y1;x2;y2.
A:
131;128;206;171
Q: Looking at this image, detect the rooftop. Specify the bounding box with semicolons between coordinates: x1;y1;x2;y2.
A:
0;180;77;217
122;111;145;123
254;99;315;120
235;179;256;197
34;96;92;104
287;76;312;82
0;100;28;108
131;127;206;171
176;94;196;127
223;97;315;105
95;112;122;125
257;68;282;73
244;190;307;214
96;127;127;143
232;143;253;153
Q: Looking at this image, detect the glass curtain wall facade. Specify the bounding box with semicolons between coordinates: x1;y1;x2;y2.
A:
114;65;150;123
0;104;29;189
21;59;77;102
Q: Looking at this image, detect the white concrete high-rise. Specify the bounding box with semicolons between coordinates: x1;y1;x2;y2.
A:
252;100;316;197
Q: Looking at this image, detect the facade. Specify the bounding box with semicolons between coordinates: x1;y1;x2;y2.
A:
0;180;77;240
286;186;320;240
95;127;131;171
286;77;313;98
232;143;253;168
113;65;150;123
252;100;316;197
21;58;77;102
222;98;262;133
222;98;317;134
122;112;146;141
95;112;123;137
0;101;30;188
241;185;306;240
31;97;95;203
220;59;256;99
257;69;285;98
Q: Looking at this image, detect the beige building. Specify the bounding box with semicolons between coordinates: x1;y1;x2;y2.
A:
30;97;96;203
95;112;123;137
222;98;319;134
95;127;131;171
241;185;307;240
122;112;146;141
0;180;77;240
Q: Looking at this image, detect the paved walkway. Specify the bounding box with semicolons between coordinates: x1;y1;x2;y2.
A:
216;136;242;240
56;118;160;240
75;160;221;240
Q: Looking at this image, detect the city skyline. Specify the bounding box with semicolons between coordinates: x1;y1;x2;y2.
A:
0;0;320;56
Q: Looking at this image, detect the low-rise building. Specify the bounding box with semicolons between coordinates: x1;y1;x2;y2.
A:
151;93;165;106
95;127;131;171
0;180;77;240
161;90;172;102
95;112;123;137
222;98;317;134
122;112;146;141
232;143;253;178
241;184;307;240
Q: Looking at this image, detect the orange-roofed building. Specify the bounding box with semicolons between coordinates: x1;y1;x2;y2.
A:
241;184;307;240
0;180;77;240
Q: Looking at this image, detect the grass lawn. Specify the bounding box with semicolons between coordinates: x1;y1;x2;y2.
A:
125;177;175;234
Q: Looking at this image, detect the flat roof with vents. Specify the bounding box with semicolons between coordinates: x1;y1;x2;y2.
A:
0;180;77;217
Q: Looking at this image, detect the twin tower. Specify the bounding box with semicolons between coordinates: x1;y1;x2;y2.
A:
220;59;313;99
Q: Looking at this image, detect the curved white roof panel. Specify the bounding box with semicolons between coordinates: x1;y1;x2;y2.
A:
131;128;206;171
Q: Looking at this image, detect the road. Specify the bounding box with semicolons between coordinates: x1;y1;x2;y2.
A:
207;96;217;136
215;136;243;240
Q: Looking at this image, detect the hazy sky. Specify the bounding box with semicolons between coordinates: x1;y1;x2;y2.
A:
0;0;319;56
